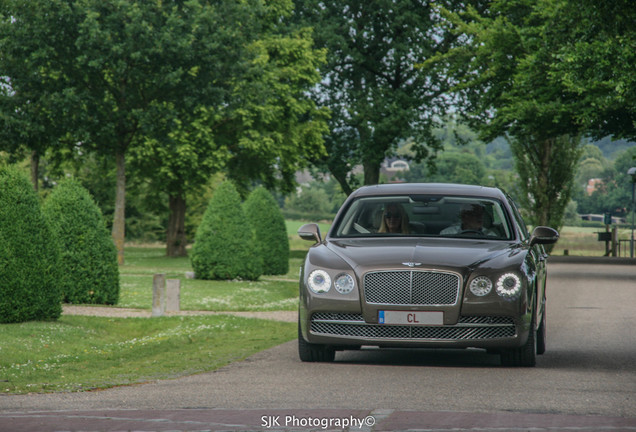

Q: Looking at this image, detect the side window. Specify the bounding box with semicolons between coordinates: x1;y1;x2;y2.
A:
508;198;529;240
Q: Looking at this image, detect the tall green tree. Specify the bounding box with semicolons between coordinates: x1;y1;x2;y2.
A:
131;3;328;256
0;0;78;189
295;0;486;194
223;26;329;196
437;0;583;229
67;0;218;264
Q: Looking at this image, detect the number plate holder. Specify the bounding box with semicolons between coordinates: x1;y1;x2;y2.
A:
378;310;443;325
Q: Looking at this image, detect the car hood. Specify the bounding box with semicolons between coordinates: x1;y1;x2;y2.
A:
325;237;522;274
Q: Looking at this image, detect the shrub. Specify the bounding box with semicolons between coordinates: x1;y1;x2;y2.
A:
43;179;120;304
0;166;61;323
244;187;289;275
190;181;262;280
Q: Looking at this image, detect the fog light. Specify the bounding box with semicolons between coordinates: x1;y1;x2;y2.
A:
496;273;521;299
469;276;492;296
308;270;331;293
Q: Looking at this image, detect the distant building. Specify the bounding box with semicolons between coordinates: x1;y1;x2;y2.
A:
380;158;410;183
586;178;603;195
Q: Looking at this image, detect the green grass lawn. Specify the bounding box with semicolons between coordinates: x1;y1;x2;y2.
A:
0;315;295;394
550;226;634;257
119;248;300;311
1;222;324;395
117;220;332;311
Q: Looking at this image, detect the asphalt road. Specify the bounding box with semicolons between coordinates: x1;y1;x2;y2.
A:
1;261;635;431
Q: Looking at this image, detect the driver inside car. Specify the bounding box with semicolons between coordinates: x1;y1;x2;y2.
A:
440;203;497;236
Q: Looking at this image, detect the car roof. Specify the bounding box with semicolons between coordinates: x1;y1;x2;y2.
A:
349;183;507;200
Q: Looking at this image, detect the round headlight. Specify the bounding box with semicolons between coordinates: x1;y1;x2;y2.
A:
308;270;331;293
469;276;493;296
334;273;355;294
496;273;521;299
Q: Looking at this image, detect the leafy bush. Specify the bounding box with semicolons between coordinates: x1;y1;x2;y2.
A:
0;166;61;323
43;179;120;304
244;187;289;275
191;181;262;280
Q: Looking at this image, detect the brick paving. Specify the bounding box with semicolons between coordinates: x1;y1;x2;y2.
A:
2;408;636;432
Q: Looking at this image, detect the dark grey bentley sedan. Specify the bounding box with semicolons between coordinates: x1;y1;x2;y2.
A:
298;183;559;366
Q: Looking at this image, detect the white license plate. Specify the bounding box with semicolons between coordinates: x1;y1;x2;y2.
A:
378;310;443;326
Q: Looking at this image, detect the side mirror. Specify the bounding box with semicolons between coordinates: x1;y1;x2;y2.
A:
530;226;559;246
298;223;322;244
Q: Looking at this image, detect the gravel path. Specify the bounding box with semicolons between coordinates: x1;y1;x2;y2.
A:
62;305;297;322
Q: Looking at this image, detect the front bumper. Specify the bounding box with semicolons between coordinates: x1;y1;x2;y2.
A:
299;267;533;350
301;311;529;350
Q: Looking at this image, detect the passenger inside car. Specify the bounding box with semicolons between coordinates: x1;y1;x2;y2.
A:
378;203;410;234
440;203;497;236
341;195;511;238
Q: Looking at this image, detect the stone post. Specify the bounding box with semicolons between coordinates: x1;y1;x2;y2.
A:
166;279;181;312
152;273;166;317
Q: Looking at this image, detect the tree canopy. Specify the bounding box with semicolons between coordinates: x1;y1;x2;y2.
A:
294;0;488;194
1;0;327;259
435;0;586;229
0;0;78;187
2;0;634;253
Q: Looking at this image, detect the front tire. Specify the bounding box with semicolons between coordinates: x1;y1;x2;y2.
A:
536;302;547;355
501;314;537;367
298;324;335;362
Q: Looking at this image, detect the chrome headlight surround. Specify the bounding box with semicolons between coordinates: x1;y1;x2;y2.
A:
469;276;493;297
308;269;331;293
496;272;522;299
334;273;355;294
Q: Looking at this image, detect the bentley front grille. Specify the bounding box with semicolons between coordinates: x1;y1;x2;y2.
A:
364;270;460;305
310;313;516;340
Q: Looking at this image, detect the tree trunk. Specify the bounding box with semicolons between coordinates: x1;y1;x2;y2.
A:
167;194;188;257
30;150;39;191
363;158;381;185
331;170;353;196
536;138;553;227
112;150;126;265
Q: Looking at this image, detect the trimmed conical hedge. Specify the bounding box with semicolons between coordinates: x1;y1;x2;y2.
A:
190;181;262;280
244;186;289;275
43;179;120;304
0;166;62;323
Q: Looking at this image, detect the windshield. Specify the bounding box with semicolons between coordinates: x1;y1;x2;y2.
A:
333;194;513;240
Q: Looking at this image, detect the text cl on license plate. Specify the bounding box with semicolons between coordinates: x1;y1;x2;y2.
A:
378;310;443;325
